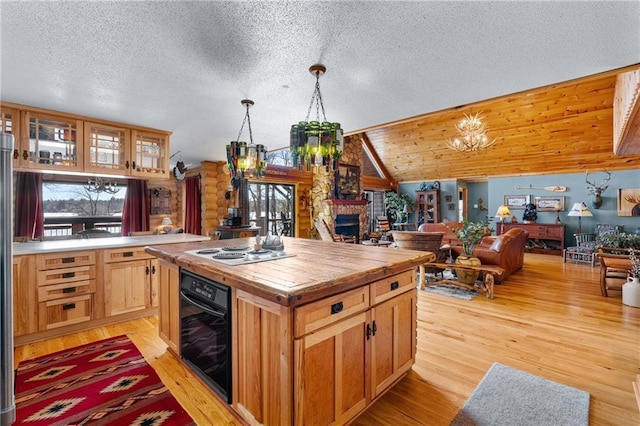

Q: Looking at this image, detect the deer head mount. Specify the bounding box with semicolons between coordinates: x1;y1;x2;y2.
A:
585;170;611;209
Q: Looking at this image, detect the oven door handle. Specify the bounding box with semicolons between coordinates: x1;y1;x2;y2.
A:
180;291;227;318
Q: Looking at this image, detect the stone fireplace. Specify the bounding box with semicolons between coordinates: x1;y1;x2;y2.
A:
321;199;369;242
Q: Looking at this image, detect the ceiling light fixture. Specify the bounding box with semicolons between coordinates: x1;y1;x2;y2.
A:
445;112;497;152
226;99;267;185
86;176;119;194
289;64;343;171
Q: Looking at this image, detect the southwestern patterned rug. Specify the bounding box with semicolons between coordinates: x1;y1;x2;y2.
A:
15;335;195;426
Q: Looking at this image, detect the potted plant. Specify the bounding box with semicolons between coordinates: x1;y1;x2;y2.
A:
452;219;492;284
385;191;413;225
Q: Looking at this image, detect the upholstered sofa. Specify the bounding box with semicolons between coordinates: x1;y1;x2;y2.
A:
418;222;462;246
450;228;529;282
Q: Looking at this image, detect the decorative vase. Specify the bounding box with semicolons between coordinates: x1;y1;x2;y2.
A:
455;255;481;285
622;277;640;308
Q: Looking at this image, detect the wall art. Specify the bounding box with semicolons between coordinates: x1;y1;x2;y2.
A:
534;196;565;212
504;194;531;210
617;188;640;216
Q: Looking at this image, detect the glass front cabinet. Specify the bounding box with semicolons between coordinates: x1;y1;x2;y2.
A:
2;103;170;177
84;122;130;175
23;111;84;172
131;130;169;178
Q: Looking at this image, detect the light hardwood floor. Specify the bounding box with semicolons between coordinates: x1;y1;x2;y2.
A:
14;253;640;425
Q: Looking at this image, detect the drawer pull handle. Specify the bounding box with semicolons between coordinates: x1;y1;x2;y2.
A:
123;251;134;257
390;281;399;291
62;287;76;294
62;272;75;279
331;302;344;315
62;257;75;263
62;303;76;311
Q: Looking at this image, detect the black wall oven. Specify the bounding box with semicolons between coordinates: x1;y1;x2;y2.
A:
179;269;232;403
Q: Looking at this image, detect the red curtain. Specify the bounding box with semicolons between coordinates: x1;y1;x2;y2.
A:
14;172;44;239
121;179;149;236
184;176;202;235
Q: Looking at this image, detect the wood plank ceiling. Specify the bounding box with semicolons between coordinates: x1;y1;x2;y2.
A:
348;67;640;183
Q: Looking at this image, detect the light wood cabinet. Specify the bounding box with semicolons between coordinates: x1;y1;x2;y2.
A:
3;102;171;177
22;110;84;172
158;260;179;353
292;270;416;426
103;247;157;316
130;130;170;178
295;311;370;425
415;189;441;228
370;289;416;398
84;122;130;175
13;255;38;337
36;251;96;330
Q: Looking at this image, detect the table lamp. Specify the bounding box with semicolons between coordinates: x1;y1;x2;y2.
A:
567;202;592;233
495;205;512;223
161;217;173;233
554;203;563;224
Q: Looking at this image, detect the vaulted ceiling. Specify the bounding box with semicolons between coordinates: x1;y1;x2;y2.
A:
1;2;639;181
353;66;640;183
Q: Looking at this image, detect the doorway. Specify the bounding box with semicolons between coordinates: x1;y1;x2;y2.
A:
248;183;295;237
458;186;468;222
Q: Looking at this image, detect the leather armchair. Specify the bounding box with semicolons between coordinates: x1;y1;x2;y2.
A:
451;228;529;282
418;222;462;246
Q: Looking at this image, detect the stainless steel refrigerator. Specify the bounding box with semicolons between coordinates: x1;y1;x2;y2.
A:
1;133;15;425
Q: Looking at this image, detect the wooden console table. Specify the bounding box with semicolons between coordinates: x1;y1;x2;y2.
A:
422;262;504;299
498;222;565;256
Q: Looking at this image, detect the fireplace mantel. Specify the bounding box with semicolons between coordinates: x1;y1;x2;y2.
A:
325;199;370;206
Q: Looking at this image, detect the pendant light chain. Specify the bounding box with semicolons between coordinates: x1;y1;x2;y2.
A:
304;70;328;123
235;102;254;145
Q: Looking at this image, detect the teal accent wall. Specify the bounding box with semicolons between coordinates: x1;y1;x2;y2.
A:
396;169;639;242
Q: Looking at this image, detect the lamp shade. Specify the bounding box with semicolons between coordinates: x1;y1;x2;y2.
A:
567;202;593;217
495;204;512;219
161;217;173;226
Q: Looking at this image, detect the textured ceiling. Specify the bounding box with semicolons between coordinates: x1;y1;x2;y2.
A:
1;1;639;173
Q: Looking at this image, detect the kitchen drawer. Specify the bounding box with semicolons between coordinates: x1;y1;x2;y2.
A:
36;250;95;270
39;294;92;330
104;246;153;262
370;270;415;305
38;279;96;302
294;286;369;338
37;265;95;286
546;226;564;238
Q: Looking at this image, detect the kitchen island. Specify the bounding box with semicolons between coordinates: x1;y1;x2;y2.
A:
145;237;434;426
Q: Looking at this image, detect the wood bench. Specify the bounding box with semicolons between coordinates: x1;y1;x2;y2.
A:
421;262;504;299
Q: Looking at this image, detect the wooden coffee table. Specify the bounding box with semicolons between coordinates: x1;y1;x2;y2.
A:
421;262;504;299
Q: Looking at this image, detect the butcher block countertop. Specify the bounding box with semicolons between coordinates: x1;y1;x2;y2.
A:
145;236;434;307
13;233;211;256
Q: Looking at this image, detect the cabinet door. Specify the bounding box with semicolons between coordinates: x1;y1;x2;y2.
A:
130;130;169;178
13;255;38;337
295;311;369;426
104;259;150;316
22;111;83;171
84;122;131;174
370;289;416;398
158;260;179;352
1;107;23;169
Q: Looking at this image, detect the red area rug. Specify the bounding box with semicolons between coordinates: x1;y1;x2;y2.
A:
15;335;195;425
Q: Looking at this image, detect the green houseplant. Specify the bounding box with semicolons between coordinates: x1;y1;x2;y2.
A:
385;191;413;224
451;219;492;284
453;218;492;257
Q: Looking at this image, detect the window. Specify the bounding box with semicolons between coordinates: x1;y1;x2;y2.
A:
42;179;126;236
364;190;386;233
248;183;294;237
